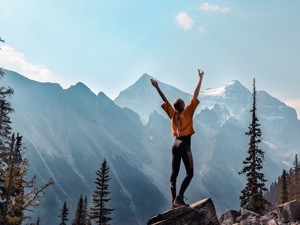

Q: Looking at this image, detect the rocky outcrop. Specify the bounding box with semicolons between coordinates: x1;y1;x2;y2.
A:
147;199;300;225
219;200;300;225
277;200;300;223
219;210;241;225
147;198;219;225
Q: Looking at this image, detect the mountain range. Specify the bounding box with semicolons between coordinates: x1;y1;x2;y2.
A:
1;69;300;225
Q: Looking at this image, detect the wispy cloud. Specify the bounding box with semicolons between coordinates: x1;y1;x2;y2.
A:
175;12;194;30
0;45;69;88
285;98;300;119
199;3;231;13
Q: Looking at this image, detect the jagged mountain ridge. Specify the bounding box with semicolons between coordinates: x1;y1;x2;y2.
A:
1;69;300;224
115;73;300;157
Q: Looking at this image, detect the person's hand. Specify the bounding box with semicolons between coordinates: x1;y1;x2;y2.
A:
150;79;159;88
198;69;204;80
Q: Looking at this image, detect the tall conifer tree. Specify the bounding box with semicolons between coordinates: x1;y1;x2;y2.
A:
0;37;13;147
1;132;53;224
90;158;114;225
291;154;300;200
73;195;84;225
59;202;69;225
3;133;25;224
279;169;288;204
83;196;91;225
239;79;269;215
72;195;91;225
0;37;14;214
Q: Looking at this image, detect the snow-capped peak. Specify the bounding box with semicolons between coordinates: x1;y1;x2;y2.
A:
224;80;250;95
226;80;241;87
203;86;226;97
202;80;250;98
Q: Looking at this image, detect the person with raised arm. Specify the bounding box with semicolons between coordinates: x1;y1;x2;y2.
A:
150;69;204;208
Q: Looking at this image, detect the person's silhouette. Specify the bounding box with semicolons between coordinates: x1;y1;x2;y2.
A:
151;69;204;208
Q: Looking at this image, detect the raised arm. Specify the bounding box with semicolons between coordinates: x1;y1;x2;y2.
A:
150;79;168;103
193;69;204;101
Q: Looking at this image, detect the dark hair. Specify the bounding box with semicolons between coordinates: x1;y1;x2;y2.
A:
174;98;184;113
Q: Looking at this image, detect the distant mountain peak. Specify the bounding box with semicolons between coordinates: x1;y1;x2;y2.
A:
74;82;89;89
227;80;241;85
224;80;251;95
202;81;248;98
225;80;244;89
203;86;225;97
141;73;154;79
97;91;113;103
118;73;156;96
135;73;155;85
68;82;92;93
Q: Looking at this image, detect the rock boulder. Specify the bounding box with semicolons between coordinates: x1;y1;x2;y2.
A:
147;198;219;225
277;200;300;223
219;200;300;225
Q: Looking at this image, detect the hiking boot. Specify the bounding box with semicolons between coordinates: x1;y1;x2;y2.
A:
172;195;189;208
171;202;177;209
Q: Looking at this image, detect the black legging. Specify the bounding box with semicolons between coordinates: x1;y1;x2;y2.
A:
170;135;194;201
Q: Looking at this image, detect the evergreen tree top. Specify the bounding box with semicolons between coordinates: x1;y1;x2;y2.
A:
239;79;269;215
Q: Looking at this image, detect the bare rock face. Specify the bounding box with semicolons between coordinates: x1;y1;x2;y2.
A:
147;198;219;225
277;200;300;223
219;200;300;225
219;210;241;225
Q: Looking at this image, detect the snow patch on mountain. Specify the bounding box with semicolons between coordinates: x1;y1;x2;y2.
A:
203;86;226;97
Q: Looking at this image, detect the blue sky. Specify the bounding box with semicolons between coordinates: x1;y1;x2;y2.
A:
0;1;300;117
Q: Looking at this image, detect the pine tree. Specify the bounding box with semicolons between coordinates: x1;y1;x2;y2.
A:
83;196;91;225
3;133;25;224
0;37;14;147
0;37;14;216
266;156;300;209
287;167;293;201
1;132;54;224
290;154;300;200
90;158;114;225
239;79;269;215
59;202;69;225
279;169;288;204
72;194;85;225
